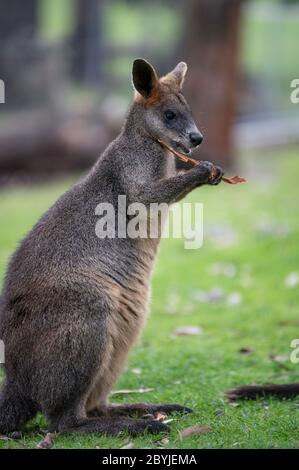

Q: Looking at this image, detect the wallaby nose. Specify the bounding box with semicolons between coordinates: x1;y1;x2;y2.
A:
189;132;203;147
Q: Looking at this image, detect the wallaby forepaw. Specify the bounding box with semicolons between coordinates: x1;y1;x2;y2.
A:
208;165;224;185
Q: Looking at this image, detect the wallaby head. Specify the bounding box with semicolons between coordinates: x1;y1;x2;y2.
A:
131;58;203;155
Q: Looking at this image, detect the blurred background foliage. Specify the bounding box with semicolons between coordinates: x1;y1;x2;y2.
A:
0;0;299;180
1;0;299;449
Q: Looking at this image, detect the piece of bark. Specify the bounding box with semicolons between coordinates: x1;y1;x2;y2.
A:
121;441;135;449
157;437;170;446
179;424;212;439
36;432;55;449
173;326;203;336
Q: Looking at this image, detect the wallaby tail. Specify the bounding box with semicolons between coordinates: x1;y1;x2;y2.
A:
226;383;299;400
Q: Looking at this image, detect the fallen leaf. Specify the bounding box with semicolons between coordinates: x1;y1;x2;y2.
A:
227;292;242;306
157;437;169;446
173;326;203;336
255;220;291;239
278;320;299;326
269;353;289;364
285;272;299;288
191;287;225;304
229;402;240;408
205;224;238;248
208;287;225;303
0;435;12;441
121;442;135;449
110;388;154;396
36;432;55;449
209;262;236;278
191;290;209;303
179;425;212;439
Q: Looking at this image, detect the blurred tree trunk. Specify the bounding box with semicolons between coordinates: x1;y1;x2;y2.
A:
0;0;38;106
71;0;103;84
0;0;37;40
183;0;243;168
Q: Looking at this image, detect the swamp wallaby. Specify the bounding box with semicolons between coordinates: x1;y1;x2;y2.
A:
0;59;224;436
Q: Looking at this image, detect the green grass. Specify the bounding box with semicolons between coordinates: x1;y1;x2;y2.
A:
1;148;299;449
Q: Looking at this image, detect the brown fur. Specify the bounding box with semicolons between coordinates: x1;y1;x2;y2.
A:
0;59;223;436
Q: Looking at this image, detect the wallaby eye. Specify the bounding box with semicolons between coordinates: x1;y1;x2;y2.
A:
164;110;176;121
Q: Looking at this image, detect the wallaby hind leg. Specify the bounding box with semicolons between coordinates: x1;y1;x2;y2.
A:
88;402;193;418
50;405;170;436
0;383;37;434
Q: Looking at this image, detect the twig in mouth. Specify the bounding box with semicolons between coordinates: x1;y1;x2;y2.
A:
157;139;246;185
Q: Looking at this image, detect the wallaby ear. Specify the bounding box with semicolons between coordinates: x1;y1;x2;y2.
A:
168;62;188;89
132;59;159;99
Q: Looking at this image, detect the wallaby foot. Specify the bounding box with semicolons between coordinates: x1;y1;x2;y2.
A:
0;384;37;434
88;402;193;418
53;415;170;436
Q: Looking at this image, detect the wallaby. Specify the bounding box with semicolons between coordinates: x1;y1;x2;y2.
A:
0;59;224;436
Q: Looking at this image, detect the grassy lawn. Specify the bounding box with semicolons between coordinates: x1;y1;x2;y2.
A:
1;147;299;448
